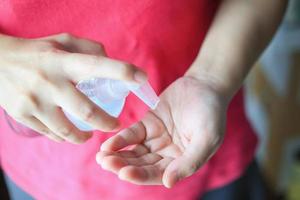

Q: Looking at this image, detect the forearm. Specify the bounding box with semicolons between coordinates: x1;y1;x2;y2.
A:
186;0;287;101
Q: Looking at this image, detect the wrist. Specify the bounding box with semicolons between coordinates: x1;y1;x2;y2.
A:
184;64;241;103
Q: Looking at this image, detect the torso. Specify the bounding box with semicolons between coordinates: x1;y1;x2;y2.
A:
0;1;257;199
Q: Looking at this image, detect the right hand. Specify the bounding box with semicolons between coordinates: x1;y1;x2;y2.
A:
0;33;147;144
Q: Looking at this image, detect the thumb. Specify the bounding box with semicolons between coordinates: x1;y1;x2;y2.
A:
162;154;204;188
61;53;148;84
44;33;148;83
162;135;221;188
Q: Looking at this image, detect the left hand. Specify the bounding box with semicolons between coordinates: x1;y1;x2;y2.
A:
96;76;228;188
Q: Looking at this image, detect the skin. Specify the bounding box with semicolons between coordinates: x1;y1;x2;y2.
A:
0;33;147;144
96;0;288;188
0;0;287;189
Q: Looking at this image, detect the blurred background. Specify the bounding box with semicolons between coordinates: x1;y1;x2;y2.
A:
1;0;300;200
245;0;300;199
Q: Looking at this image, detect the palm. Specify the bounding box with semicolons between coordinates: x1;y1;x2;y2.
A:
97;77;227;187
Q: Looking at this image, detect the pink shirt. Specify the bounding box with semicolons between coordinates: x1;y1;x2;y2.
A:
0;0;257;199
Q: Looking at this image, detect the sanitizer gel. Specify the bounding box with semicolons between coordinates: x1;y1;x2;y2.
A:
64;78;160;131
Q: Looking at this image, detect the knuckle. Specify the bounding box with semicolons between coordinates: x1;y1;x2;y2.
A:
34;42;64;63
96;43;105;52
94;44;105;55
17;92;39;112
33;71;62;93
35;41;59;52
97;43;104;49
58;33;73;42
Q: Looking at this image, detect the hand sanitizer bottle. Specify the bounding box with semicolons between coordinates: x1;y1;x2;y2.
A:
64;78;160;131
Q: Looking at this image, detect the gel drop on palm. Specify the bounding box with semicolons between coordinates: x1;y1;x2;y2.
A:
64;78;160;131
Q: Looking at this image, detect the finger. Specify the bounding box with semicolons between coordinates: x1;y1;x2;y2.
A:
17;116;64;142
96;145;149;171
34;106;93;144
139;112;167;141
97;144;149;162
100;122;146;151
118;157;173;185
144;134;172;152
155;144;183;159
55;81;120;132
101;112;167;152
44;33;106;56
125;153;162;166
117;145;149;158
98;152;162;173
61;53;147;84
162;134;221;188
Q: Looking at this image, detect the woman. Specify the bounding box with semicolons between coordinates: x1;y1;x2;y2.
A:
0;0;286;199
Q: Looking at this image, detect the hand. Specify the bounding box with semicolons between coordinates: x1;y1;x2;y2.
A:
0;33;147;144
96;76;228;188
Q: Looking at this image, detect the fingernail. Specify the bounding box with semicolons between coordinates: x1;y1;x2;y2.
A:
134;70;148;84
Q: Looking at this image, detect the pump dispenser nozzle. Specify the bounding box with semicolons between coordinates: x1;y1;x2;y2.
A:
127;81;160;109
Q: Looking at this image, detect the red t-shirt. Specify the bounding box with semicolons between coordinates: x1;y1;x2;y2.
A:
0;0;257;199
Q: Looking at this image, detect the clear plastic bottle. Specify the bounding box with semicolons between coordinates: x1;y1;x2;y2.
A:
64;78;160;131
